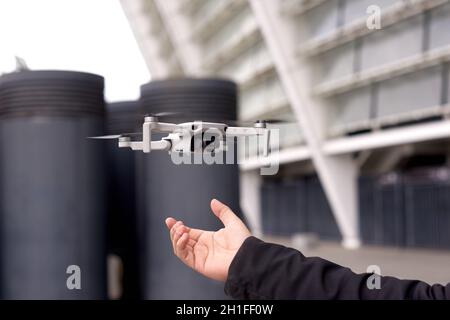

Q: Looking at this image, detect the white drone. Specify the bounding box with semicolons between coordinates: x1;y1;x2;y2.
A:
90;113;288;157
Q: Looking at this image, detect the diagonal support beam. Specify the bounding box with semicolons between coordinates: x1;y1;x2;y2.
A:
249;0;360;248
153;0;203;75
120;0;175;78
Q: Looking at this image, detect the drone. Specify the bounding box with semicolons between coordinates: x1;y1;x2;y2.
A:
90;113;290;157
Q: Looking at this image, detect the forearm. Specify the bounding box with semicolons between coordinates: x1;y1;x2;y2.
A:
224;237;450;300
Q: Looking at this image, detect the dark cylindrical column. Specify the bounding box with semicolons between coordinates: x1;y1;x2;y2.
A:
0;70;107;299
105;101;141;299
139;78;242;299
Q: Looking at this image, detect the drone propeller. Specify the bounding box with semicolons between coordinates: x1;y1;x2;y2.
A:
88;134;122;140
264;119;295;124
88;132;142;140
144;111;181;118
212;118;296;126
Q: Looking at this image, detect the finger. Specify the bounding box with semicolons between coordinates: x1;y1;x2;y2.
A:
187;238;196;247
177;233;189;252
170;221;183;237
178;234;195;269
165;217;177;230
174;224;189;253
187;227;204;241
181;244;194;268
170;221;183;244
176;224;188;237
180;224;204;242
172;227;183;254
210;198;239;227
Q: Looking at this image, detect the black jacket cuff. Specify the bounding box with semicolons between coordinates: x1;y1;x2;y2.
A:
224;236;280;299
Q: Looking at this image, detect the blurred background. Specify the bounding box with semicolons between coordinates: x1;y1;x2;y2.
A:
1;0;450;299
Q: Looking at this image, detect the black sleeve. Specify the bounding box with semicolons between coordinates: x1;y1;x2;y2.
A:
224;236;450;300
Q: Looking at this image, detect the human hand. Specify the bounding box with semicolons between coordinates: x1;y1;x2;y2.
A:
165;199;251;282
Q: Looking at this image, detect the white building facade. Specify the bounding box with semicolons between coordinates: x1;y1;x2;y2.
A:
120;0;450;249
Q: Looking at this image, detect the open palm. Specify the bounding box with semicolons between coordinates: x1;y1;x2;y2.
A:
165;199;251;282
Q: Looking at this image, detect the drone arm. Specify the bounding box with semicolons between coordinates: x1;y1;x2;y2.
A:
143;122;151;152
119;139;142;150
117;120;175;153
225;126;265;136
119;138;170;152
151;139;171;151
142;122;178;152
262;129;270;157
153;122;179;133
226;126;270;157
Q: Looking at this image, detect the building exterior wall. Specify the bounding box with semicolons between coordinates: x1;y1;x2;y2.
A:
121;0;450;249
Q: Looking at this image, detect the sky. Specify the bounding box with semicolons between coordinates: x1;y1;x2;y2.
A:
0;0;150;102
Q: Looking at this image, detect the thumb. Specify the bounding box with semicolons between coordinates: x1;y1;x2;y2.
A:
210;199;239;227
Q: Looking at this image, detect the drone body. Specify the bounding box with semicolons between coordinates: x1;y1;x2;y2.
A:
96;116;272;157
